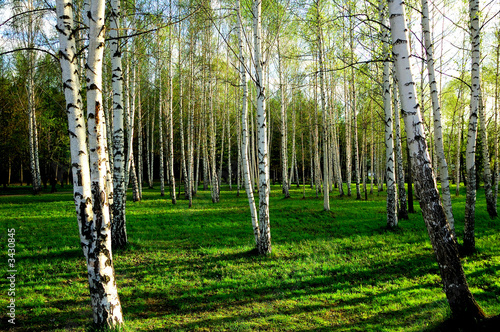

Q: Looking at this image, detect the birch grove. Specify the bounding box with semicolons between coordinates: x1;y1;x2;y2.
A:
1;0;498;328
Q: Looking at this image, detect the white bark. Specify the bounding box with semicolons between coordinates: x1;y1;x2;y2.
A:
388;0;485;319
237;0;259;241
478;90;497;217
57;0;124;326
464;0;481;253
316;0;329;210
109;0;127;247
392;75;408;219
278;38;289;198
494;36;499;207
253;0;271;255
380;0;397;227
421;0;455;229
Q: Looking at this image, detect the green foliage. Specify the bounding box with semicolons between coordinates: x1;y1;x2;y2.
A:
0;184;499;331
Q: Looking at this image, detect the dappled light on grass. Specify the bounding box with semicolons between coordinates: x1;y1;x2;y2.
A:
0;184;499;331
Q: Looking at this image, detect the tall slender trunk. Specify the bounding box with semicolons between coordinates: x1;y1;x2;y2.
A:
208;49;219;203
168;20;177;204
380;1;397;227
348;9;360;200
137;66;143;199
158;47;165;196
464;0;481;254
289;103;298;188
253;0;271;254
218;109;226;188
313;72;321;197
494;34;500;208
362;127;367;200
421;0;455;228
388;0;485;319
393;75;408;219
456;110;463;196
27;45;41;194
478;90;496;217
237;0;259;242
278;39;289;198
316;1;329;209
110;0;127;248
370;103;374;194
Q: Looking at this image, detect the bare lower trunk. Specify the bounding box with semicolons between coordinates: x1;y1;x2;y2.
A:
58;0;124;325
237;0;259;242
158;62;165;196
110;0;127;248
316;3;329;209
254;0;271;255
478;91;496;217
278;41;289;198
380;1;397;227
494;36;499;208
464;0;481;254
392;76;408;219
130;158;140;202
422;0;455;228
137;68;143;199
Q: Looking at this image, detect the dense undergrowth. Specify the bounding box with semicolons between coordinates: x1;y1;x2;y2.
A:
0;183;499;331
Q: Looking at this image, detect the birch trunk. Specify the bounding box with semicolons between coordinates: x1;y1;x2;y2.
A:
147;106;154;189
278;39;289;198
110;0;127;247
158;54;165;196
237;0;259;242
478;90;496;217
464;0;481;254
57;0;124;325
370;104;375;194
313;73;321;197
380;1;397;227
137;66;143;199
392;76;408;219
456;111;463;196
494;35;499;208
388;0;485;319
253;0;271;254
422;0;456;228
349;11;360;200
169;22;177;204
208;55;219;203
58;0;122;326
316;1;329;210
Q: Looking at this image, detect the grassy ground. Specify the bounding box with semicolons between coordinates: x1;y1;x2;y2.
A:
0;183;499;331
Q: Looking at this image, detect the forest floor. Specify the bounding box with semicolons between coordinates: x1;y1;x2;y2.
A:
0;183;499;331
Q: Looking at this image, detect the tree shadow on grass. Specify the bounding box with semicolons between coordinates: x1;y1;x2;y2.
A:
426;314;500;332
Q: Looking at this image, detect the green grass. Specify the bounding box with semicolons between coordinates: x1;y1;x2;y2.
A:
0;183;499;331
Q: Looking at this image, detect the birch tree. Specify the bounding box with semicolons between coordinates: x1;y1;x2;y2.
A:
56;0;123;327
237;0;259;241
253;0;271;255
421;0;455;230
109;0;127;248
380;0;397;227
388;0;485;319
277;37;290;198
314;0;329;210
478;90;496;218
464;0;481;254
